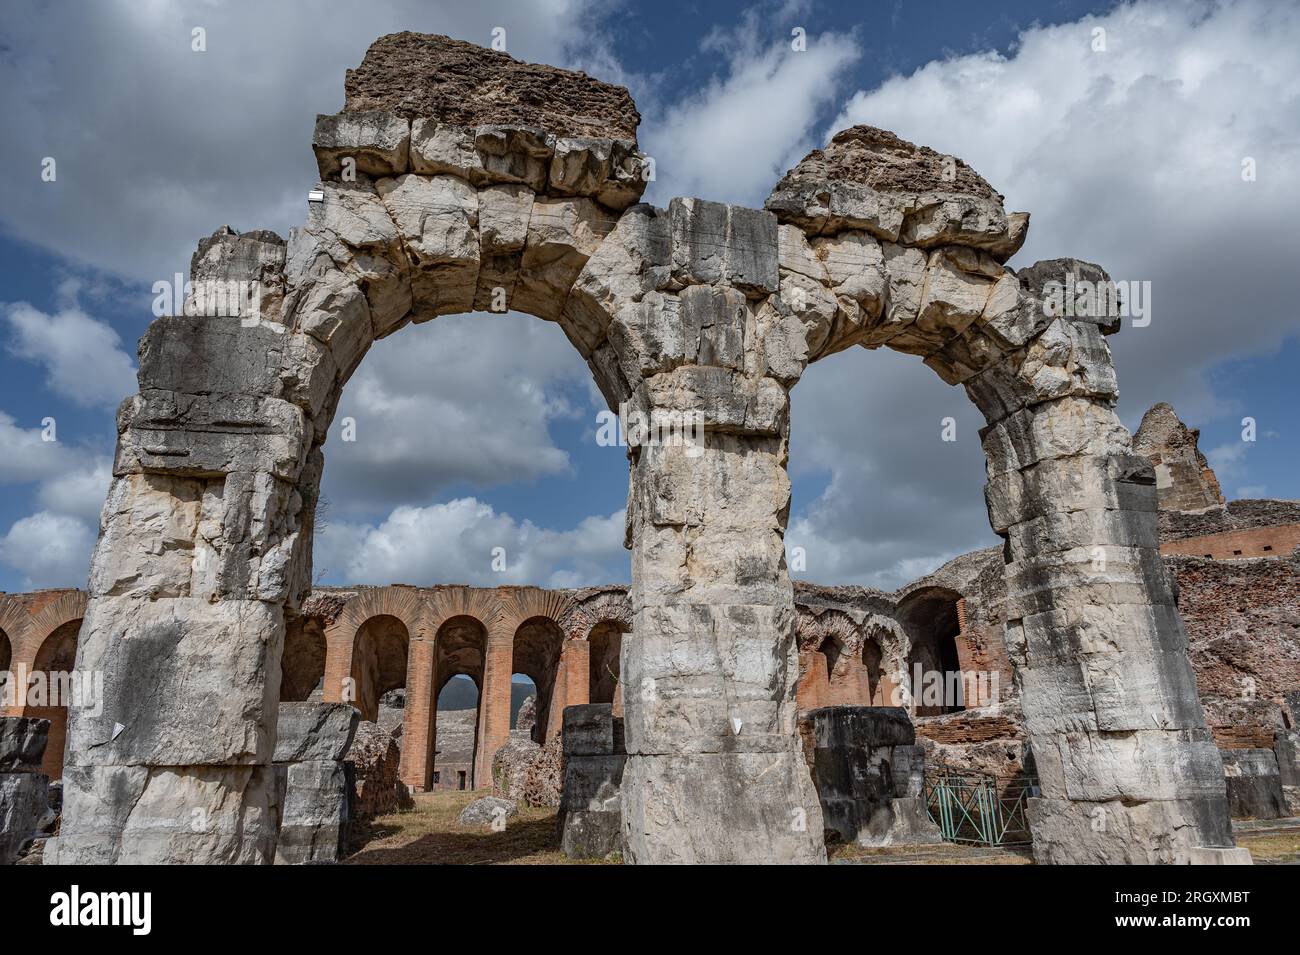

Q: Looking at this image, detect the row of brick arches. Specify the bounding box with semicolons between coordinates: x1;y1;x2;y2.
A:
280;585;631;790
0;591;88;778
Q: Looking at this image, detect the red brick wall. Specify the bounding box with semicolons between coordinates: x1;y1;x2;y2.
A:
1162;523;1300;560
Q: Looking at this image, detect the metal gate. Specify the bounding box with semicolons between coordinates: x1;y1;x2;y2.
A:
923;764;1037;847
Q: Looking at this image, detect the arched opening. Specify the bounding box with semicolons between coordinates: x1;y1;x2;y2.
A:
350;614;410;722
0;628;10;682
281;615;326;702
511;616;565;744
862;636;885;705
432;615;488;789
434;674;479;791
897;588;965;716
30;618;82;778
588;621;623;710
510;674;537;730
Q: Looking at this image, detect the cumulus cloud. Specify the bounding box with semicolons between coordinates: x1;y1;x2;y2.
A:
828;0;1300;424
0;411;75;485
642;2;861;207
321;313;597;514
0;511;97;590
314;497;626;588
4;283;136;408
0;0;618;284
785;0;1300;586
35;458;113;526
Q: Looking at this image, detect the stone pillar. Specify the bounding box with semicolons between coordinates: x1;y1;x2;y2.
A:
977;344;1246;862
1;717;53;865
273;702;359;865
621;432;824;863
51;230;305;865
474;635;513;788
399;636;436;790
559;703;625;860
546;640;590;742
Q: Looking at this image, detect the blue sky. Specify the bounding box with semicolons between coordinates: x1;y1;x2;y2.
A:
1;0;1296;593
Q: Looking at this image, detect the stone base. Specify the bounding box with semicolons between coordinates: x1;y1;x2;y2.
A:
1;772;51;866
856;797;945;848
1028;795;1236;865
560;809;623;859
621;750;825;864
274;760;350;865
1187;846;1253;865
49;764;281;865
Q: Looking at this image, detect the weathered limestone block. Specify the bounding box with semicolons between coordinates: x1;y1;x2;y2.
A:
50;763;282;865
1220;748;1286;819
668;198;779;297
985;452;1158;536
915;246;999;341
377;173;480;318
515;196;614;322
272;702;358;865
1275;729;1300;814
1027;794;1243;865
559;704;625;860
805;706;942;848
313;111;410;179
475;125;553;191
116;391;308;482
1;771;51;866
0;717;50;773
275;759;350;865
68;597;284;767
1015;257;1122;334
622;752;822;864
275;702;358;763
457;795;517;828
473;183;533;310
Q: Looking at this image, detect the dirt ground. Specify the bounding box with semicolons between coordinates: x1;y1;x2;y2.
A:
344;789;1300;865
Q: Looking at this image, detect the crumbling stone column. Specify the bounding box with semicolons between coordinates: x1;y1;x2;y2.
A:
1;717;53;865
766;127;1242;864
273;702;359;865
559;703;626;860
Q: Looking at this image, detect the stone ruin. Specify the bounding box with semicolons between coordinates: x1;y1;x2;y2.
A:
28;31;1258;864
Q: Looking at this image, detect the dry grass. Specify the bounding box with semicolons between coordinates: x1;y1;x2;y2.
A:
829;839;1034;865
343;789;618;865
1235;826;1300;864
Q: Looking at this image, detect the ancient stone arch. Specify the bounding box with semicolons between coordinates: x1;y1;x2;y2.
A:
54;33;1236;865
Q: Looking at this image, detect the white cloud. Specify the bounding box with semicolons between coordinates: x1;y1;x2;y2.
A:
0;0;621;285
314;497;626;588
35;458;113;526
0;411;75;485
0;511;96;590
784;0;1300;586
828;0;1300;424
321;313;596;514
641;4;860;207
4;289;137;408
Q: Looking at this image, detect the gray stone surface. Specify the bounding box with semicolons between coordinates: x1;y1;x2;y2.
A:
457;795;517;828
1220;748;1287;820
274;702;360;763
559;704;625;860
0;772;51;865
806;706;942;848
274;759;350;865
0;717;50;773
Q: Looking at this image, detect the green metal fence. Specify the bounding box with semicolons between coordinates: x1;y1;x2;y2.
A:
923;764;1037;847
